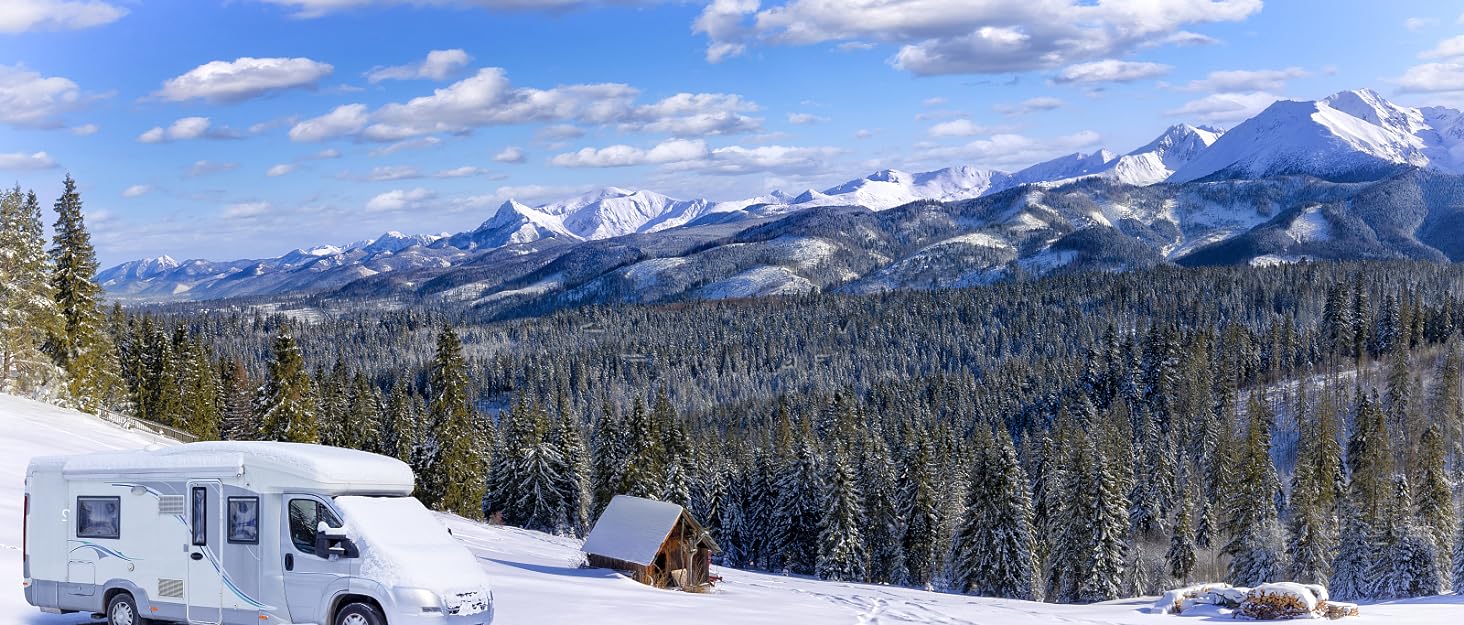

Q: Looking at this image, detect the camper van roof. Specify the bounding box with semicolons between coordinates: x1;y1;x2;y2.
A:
54;441;415;495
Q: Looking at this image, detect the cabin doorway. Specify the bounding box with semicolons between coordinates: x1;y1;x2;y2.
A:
186;480;224;624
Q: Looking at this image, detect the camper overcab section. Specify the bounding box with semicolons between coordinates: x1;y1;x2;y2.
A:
22;441;495;625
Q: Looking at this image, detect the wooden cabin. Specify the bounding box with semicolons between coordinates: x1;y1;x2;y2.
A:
581;495;720;591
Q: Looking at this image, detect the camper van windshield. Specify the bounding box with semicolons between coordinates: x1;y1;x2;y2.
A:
334;495;457;548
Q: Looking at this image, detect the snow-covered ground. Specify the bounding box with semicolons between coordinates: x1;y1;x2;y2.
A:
5;392;1464;624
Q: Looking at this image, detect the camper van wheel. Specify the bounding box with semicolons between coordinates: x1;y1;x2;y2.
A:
106;592;142;625
335;602;385;625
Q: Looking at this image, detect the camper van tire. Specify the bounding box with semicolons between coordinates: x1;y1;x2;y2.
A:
336;601;386;625
106;592;143;625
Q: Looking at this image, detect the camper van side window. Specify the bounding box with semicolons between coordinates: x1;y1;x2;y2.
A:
228;497;259;544
77;496;120;539
288;498;342;554
191;487;207;546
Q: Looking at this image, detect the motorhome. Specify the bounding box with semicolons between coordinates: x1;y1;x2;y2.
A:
21;441;495;625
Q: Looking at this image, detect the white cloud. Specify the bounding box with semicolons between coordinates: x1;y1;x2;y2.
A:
434;166;494;178
187;160;238;177
854;128;874;139
1421;35;1464;60
70;123;98;136
223;201;272;220
1183;67;1308;92
494;146;527;163
288;103;368;142
928;119;988;137
365;187;435;213
787;112;828;124
921;130;1102;170
922;97;948;107
291;69;762;142
1164;91;1280;123
1405;17;1437;31
994;96;1063;115
1394;62;1464;93
1054;60;1171;84
266;164;296;177
551;138;711;168
0;0;126;33
368;136;441;156
367;49;471;82
158;57;334;103
137;116;240;143
121;184;150;198
0;151;58;170
537;124;585;140
360;165;422;181
312;148;342;159
258;0;662;18
696;0;1260;75
0;64;88;129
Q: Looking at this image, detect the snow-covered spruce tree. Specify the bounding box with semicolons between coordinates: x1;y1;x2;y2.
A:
218;360;255;441
551;406;592;536
419;325;486;519
1330;500;1373;601
1347;391;1394;524
1078;437;1130;603
516;436;569;535
862;431;907;586
774;417;821;575
1416;425;1455;585
1223;395;1284;587
1453;513;1464;594
1286;394;1340;585
588;399;625;518
952;429;1035;599
485;399;534;523
253;328;319;443
1369;475;1442;599
617;396;663;500
0;186;62;394
1128;414;1166;542
815;445;867;582
381;376;418;463
900;434;942;589
654;389;693;508
1166;502;1197;584
47;176;122;411
177;337;221;441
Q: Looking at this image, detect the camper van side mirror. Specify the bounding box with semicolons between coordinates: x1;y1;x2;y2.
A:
313;522;358;560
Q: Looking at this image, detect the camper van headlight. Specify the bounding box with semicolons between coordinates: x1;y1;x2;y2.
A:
394;587;443;614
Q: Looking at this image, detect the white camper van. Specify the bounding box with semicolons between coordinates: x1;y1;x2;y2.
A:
21;441;495;625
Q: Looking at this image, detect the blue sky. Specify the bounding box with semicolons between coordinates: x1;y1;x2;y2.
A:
2;0;1464;266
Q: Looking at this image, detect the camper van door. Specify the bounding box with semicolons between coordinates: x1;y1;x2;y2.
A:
282;495;351;624
187;481;224;624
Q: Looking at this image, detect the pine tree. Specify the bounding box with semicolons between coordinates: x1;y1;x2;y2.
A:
345;372;382;451
952;429;1035;599
177;337;221;440
617;397;662;500
218;359;255;440
381;377;418;463
1452;514;1464;594
1166;503;1197;584
1370;476;1442;599
1078;438;1129;603
861;432;907;586
1224;395;1283;586
1286;394;1340;585
551;406;592;536
589;399;625;518
1416;425;1456;585
0;186;62;393
516;427;569;535
899;434;942;589
815;446;867;582
774;417;821;574
1330;500;1373;601
419;325;486;518
253;328;319;443
46;176;121;411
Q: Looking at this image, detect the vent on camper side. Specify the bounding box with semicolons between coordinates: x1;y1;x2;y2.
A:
158;496;185;515
158;579;184;599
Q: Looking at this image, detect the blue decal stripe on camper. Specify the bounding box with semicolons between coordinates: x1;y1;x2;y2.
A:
68;540;140;561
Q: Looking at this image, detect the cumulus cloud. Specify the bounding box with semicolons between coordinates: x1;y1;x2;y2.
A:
1395;63;1464;94
1405;17;1437;31
1183;67;1308;92
434;166;495;178
289;103;368;142
137;116;241;143
0;64;91;129
494;146;527;163
694;0;1259;75
121;184;150;198
787;112;828;125
365;187;435;213
928;119;988;137
854;128;874;139
366;49;471;83
1421;35;1464;60
267;164;296;177
551;138;841;176
921;130;1102;170
157;57;334;103
312;148;342;159
0;151;58;170
1054;60;1171;84
0;0;126;33
1164;91;1280;123
552;138;711;168
289;69;762;143
994;96;1063;115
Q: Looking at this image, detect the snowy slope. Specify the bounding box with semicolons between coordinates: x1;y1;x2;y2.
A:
790;166;1015;211
6;392;1464;624
1104;125;1223;186
1170;89;1464;183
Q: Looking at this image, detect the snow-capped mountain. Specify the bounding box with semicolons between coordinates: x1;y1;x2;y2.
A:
100;88;1464;303
1170;88;1464;183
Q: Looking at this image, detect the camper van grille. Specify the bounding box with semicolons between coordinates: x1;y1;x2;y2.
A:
158;496;185;515
158;578;184;598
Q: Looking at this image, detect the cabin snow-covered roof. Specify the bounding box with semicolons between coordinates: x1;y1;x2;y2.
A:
581;495;691;566
52;441;415;494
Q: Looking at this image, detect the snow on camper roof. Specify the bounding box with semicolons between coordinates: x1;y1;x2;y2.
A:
59;441;415;494
580;495;686;566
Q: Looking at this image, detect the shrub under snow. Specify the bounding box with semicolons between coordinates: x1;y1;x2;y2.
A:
1151;582;1357;620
